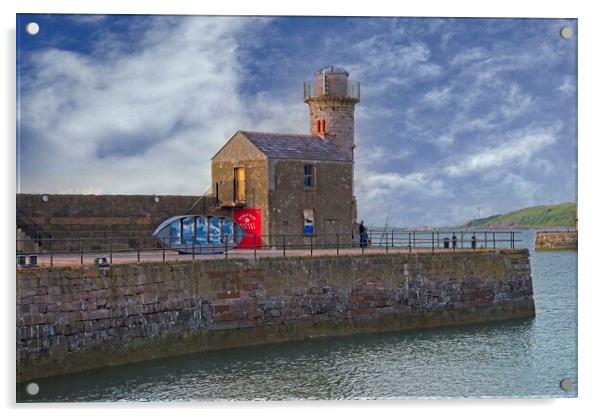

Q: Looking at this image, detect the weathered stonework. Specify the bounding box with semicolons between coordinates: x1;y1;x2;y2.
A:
211;131;270;237
535;231;578;251
269;159;354;245
17;194;222;250
16;250;535;381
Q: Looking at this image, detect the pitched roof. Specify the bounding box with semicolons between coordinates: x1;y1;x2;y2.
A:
239;131;349;162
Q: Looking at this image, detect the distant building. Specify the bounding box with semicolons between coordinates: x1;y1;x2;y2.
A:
211;66;360;246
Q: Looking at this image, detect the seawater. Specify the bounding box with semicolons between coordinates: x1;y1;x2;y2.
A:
18;229;577;401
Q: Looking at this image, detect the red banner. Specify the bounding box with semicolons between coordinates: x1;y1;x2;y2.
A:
234;208;262;249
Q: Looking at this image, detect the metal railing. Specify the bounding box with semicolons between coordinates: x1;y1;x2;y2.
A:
16;209;52;249
15;230;522;268
303;80;360;101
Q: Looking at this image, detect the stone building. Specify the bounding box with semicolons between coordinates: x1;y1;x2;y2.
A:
211;66;360;246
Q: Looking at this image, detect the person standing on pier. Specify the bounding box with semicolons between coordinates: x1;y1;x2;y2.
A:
452;233;457;250
359;221;368;248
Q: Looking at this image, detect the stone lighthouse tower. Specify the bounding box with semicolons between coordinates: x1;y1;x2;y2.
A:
303;66;360;161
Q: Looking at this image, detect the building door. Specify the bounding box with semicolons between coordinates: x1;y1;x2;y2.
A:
234;167;245;203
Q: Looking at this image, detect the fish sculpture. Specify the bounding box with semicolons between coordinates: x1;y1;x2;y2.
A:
152;215;245;254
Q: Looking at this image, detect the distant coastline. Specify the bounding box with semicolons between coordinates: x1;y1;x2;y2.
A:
462;202;577;230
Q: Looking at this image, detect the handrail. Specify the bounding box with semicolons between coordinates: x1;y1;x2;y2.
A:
15;230;523;267
16;208;52;248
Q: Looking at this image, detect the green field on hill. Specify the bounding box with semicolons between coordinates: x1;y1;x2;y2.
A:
463;202;577;229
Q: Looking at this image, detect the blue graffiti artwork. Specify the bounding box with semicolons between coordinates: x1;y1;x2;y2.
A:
195;217;208;245
208;217;222;244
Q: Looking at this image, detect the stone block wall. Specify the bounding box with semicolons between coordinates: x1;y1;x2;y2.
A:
269;159;354;246
16;194;221;250
535;231;578;250
16;250;535;381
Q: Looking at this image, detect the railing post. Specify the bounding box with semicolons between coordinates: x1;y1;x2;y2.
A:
192;240;195;261
432;232;435;254
336;233;340;255
162;237;165;262
385;233;388;254
493;232;496;250
109;237;113;265
137;238;140;262
254;234;257;261
391;230;394;247
50;239;53;268
485;231;488;249
461;231;464;249
437;231;440;248
282;235;286;257
413;231;416;249
408;233;412;254
80;238;83;265
310;234;313;257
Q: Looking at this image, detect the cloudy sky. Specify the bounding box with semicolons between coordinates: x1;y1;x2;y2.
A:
16;15;577;227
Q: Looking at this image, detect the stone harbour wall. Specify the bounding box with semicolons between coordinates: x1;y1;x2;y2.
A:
16;194;222;250
535;231;578;251
16;250;535;381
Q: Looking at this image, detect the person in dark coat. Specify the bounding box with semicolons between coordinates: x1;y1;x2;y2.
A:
471;233;477;249
452;232;457;250
359;221;368;248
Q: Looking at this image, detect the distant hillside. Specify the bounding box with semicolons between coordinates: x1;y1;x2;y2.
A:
463;203;577;229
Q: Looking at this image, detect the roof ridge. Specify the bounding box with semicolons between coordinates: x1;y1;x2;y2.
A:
240;130;320;139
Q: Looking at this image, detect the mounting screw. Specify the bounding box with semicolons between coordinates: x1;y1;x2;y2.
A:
25;22;39;36
25;382;39;396
559;377;572;391
560;26;573;40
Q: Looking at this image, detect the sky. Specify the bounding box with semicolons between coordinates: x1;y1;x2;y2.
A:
16;14;577;227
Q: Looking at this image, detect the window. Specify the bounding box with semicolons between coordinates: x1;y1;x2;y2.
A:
304;164;315;188
315;119;326;133
303;209;315;234
234;167;245;203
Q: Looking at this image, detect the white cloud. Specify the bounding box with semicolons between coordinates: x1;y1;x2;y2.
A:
558;75;576;95
444;124;560;177
449;47;489;67
18;17;292;195
422;86;452;108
